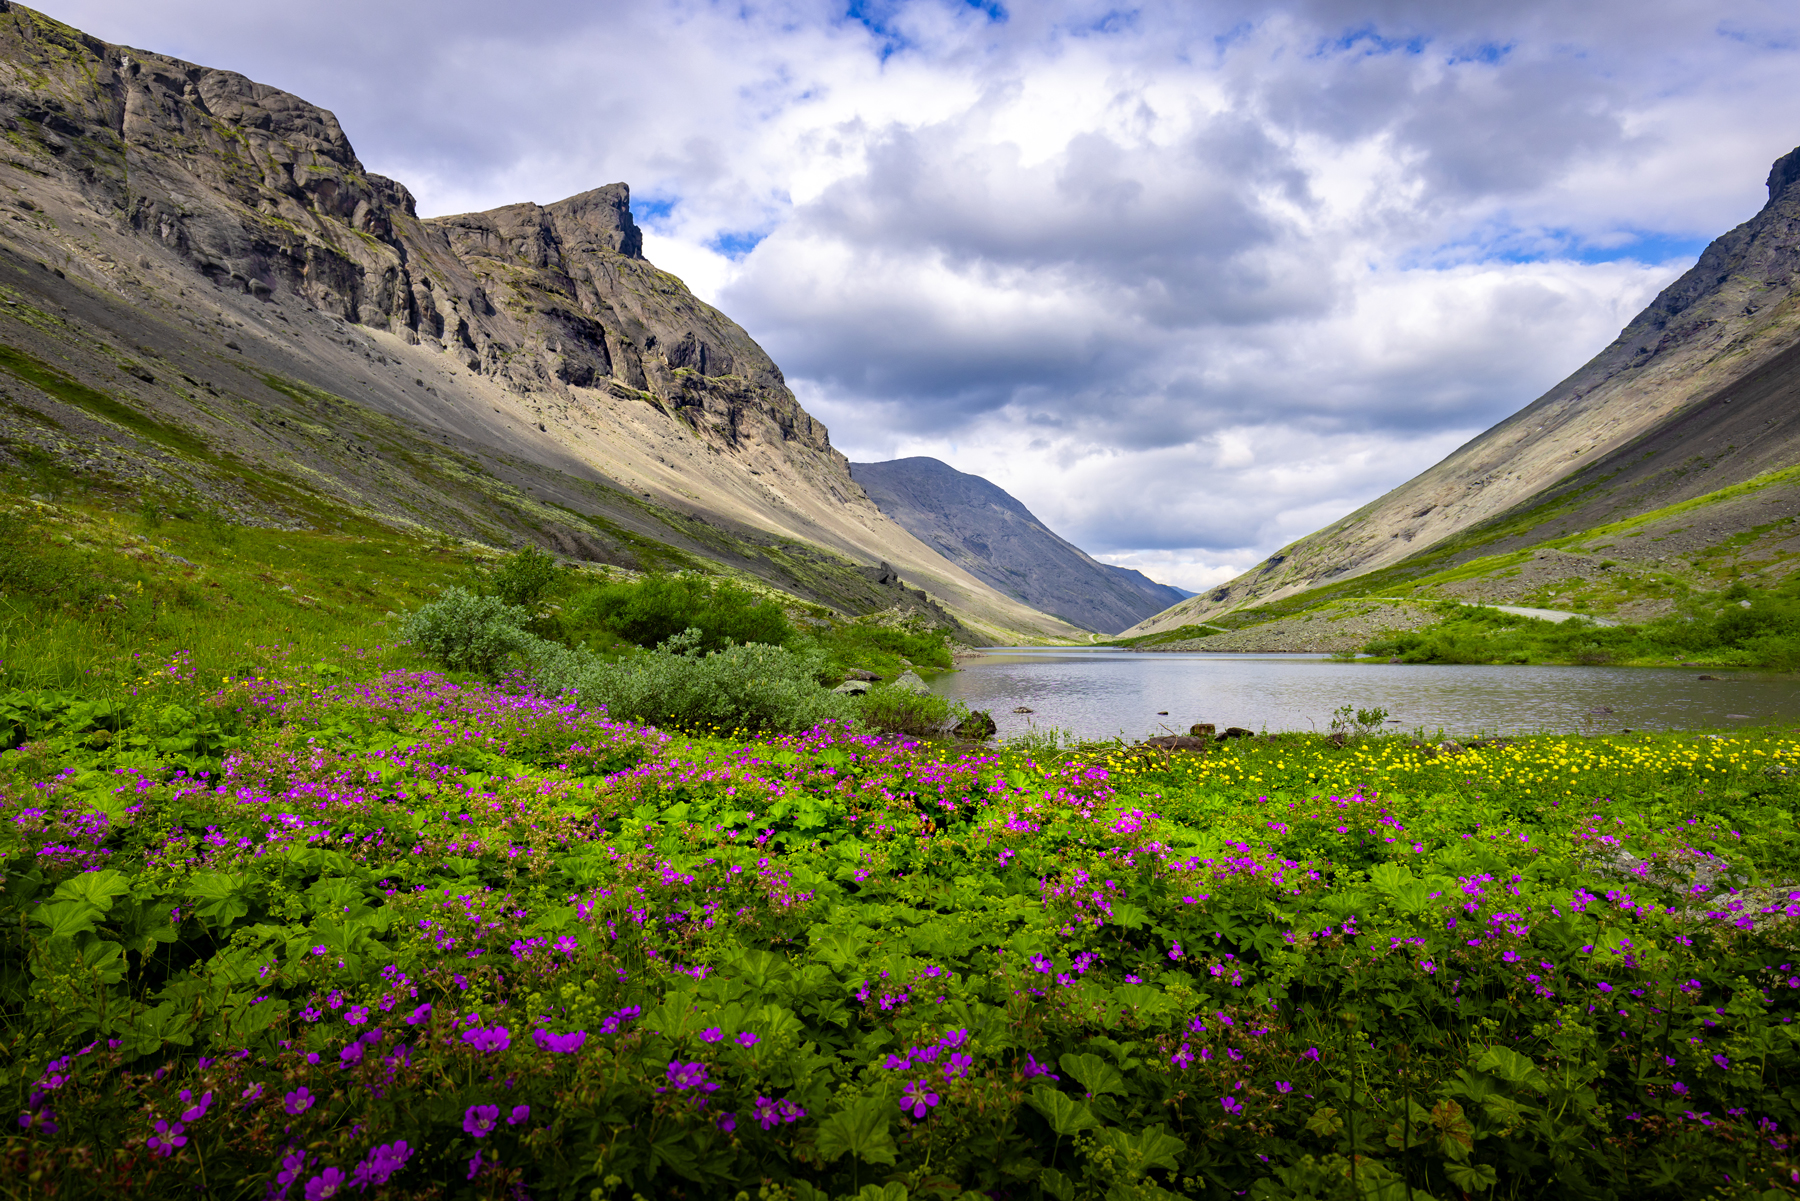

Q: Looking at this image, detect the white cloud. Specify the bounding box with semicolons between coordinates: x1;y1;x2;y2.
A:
42;0;1800;589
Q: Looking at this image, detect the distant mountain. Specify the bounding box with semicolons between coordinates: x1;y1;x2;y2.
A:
1127;141;1800;635
0;4;1085;643
850;458;1187;634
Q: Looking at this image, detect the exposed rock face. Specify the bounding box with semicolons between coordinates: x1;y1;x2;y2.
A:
0;3;1086;642
1128;142;1800;636
851;457;1186;634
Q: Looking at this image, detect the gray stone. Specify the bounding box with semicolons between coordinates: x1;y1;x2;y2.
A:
832;680;871;695
892;671;928;694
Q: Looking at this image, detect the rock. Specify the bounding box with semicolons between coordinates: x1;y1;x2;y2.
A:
1726;713;1753;719
1217;726;1255;741
832;680;871;695
953;710;997;740
892;671;929;694
844;668;880;681
1698;674;1720;680
1013;706;1034;713
1438;741;1464;755
1141;734;1210;751
1189;723;1216;738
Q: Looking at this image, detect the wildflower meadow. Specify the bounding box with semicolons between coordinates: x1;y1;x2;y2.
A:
4;655;1800;1200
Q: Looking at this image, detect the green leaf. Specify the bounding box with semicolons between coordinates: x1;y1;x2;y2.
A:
1059;1052;1127;1096
51;868;131;912
1473;1045;1548;1092
75;937;126;984
815;1097;897;1166
852;1186;908;1201
1027;1086;1100;1137
31;900;101;939
190;870;252;926
1040;1169;1076;1201
1443;1162;1497;1193
1095;1124;1186;1174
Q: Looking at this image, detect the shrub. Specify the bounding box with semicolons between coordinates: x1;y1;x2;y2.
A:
567;575;794;653
531;629;852;734
400;587;536;678
817;616;953;674
855;683;963;737
490;544;562;611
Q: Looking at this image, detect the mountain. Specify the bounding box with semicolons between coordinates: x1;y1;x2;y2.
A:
849;457;1187;634
1127;142;1800;636
0;3;1084;643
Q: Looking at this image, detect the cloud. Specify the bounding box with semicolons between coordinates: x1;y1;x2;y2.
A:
40;0;1800;591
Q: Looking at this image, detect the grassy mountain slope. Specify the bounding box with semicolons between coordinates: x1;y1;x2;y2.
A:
1128;143;1800;637
0;3;1083;643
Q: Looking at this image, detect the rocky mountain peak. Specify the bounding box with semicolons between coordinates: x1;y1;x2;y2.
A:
1769;145;1800;203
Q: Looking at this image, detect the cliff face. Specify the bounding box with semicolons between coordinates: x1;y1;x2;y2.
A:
1127;142;1800;636
851;457;1187;634
0;3;1084;641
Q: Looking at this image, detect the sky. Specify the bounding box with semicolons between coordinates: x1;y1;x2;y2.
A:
50;0;1800;589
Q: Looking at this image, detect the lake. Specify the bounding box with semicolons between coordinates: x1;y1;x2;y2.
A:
928;648;1800;740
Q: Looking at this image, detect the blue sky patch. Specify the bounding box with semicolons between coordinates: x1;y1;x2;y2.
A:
708;230;769;260
633;196;678;227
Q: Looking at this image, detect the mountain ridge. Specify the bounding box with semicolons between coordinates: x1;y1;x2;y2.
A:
0;2;1085;642
849;457;1187;634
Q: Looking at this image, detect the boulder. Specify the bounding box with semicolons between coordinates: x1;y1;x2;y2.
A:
1141;734;1211;751
1217;727;1255;741
844;668;880;681
832;680;871;695
893;671;929;694
1189;722;1216;738
953;710;998;740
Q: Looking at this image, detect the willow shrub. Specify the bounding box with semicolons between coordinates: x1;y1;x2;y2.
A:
3;671;1799;1200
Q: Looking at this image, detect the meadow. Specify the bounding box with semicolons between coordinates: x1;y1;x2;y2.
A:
3;493;1800;1199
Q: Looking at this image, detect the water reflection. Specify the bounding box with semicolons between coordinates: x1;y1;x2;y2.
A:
927;649;1800;741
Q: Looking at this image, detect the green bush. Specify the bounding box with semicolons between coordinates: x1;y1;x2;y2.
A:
816;617;953;675
567;574;794;653
490;544;562;611
854;683;963;737
399;586;535;678
531;629;852;734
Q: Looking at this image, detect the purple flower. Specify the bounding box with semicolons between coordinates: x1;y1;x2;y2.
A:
508;1104;530;1126
344;1005;371;1025
1168;941;1184;960
466;1151;483;1180
300;1007;323;1023
699;1028;724;1043
752;1096;782;1129
1171;1044;1193;1070
1221;1096;1243;1116
179;1089;212;1122
665;1061;718;1092
1302;1047;1320;1062
304;1167;346;1200
737;1032;760;1048
900;1079;940;1119
339;1043;364;1067
533;1028;588;1053
943;1051;974;1081
778;1099;805;1124
405;1003;432;1026
351;1140;412;1189
1672;1082;1690;1097
241;1082;264;1105
285;1087;314;1116
461;1026;511;1054
1021;1054;1059;1081
717;1112;737;1133
1713;1054;1731;1071
276;1150;309;1193
463;1104;500;1138
1276;1081;1293;1094
147;1119;186;1157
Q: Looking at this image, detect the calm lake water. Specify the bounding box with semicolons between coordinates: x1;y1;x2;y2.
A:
928;649;1800;741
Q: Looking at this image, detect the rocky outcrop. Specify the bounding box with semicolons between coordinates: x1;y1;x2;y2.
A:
851;457;1186;633
1127;142;1800;636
